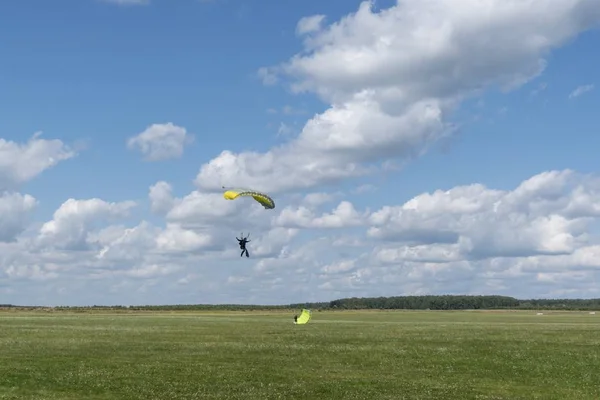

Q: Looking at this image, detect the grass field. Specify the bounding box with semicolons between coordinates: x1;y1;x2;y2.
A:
1;310;599;399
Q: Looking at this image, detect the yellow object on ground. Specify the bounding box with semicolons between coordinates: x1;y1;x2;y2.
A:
295;309;311;325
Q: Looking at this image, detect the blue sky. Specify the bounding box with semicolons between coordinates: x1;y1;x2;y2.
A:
1;0;600;306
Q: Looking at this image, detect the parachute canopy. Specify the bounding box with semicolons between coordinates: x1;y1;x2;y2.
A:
223;187;275;209
295;309;311;325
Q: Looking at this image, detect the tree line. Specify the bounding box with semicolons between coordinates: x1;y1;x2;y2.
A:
3;295;600;311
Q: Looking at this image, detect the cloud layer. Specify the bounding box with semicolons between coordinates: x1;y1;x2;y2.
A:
2;0;600;305
197;0;600;193
4;151;600;305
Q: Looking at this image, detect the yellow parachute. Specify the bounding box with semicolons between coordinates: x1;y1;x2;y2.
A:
294;309;311;325
222;187;275;209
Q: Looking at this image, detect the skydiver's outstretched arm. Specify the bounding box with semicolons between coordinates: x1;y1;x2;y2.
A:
246;239;251;242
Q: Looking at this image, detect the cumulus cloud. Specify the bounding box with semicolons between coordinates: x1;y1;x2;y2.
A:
195;0;600;193
3;168;600;304
165;191;240;227
0;132;75;190
275;201;367;229
91;222;159;262
302;192;338;207
231;168;600;300
3;1;600;306
368;170;600;266
148;181;175;214
321;259;357;275
37;198;137;250
0;192;37;242
155;223;215;253
127;122;193;161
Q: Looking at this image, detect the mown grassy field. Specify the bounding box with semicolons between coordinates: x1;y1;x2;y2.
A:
1;309;599;399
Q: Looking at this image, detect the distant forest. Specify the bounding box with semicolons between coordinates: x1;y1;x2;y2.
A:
2;295;600;311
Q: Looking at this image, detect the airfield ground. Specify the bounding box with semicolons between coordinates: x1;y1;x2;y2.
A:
0;309;598;399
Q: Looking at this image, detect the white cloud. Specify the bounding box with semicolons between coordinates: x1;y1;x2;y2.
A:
3;168;600;304
0;132;75;190
127;122;193;161
165;191;239;226
122;264;181;279
196;0;600;193
92;222;159;262
5;264;59;281
302;192;337;207
569;83;594;98
275;201;367;229
0;192;37;242
368;170;600;262
321;259;357;274
155;223;214;253
148;181;174;214
296;15;326;35
37;198;137;250
3;1;600;306
244;227;299;258
247;169;600;298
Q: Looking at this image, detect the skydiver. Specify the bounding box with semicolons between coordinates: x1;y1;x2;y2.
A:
294;315;298;324
236;233;250;258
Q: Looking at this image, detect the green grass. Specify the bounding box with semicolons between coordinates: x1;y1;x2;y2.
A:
1;310;599;399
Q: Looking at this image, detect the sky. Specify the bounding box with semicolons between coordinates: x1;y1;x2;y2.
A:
1;0;600;306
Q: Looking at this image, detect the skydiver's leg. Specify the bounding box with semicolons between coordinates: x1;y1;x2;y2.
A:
241;249;244;257
245;249;249;257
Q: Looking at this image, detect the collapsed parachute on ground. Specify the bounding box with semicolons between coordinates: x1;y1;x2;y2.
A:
222;187;275;209
294;309;311;325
